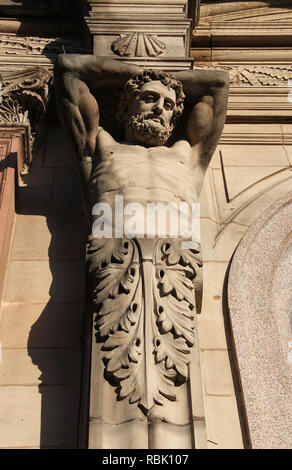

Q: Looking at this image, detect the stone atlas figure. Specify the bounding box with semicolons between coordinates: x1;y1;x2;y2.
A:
54;55;229;414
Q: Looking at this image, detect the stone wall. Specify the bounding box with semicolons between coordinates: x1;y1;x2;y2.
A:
0;0;291;449
198;122;292;448
0;119;87;448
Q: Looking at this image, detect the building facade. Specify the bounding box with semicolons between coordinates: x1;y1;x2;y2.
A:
0;0;291;449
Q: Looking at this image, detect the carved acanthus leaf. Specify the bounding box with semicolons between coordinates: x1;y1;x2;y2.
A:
90;237;198;413
0;67;53;162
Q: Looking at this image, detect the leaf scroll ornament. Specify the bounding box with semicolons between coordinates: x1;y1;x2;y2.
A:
90;237;200;414
151;240;199;399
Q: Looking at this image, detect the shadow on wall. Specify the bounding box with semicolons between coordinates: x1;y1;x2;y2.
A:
222;255;251;449
19;109;88;448
1;0;76;17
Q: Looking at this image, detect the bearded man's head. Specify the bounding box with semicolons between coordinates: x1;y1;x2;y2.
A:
117;70;185;146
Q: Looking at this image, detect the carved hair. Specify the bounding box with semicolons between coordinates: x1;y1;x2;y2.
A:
117;69;185;127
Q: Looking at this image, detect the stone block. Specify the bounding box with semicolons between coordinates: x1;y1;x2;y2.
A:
284;145;292;165
233;176;292;227
4;260;85;303
205;395;244;449
0;385;80;448
0;348;82;386
0;386;41;448
199;169;219;221
20;168;54;190
16;188;52;215
200;218;247;262
212;145;289;169
46;215;87;260
0;303;85;349
222;123;283;136
212;163;292;228
280;124;292;135
199;261;228;320
197;318;229;350
52;167;84;215
11;214;87;261
43;125;73;168
36;385;81;448
148;421;193;449
201;350;235;396
88;420;148;449
224;166;286;201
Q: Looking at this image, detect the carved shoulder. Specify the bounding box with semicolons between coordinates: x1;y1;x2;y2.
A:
96;127;117;152
171;139;191;156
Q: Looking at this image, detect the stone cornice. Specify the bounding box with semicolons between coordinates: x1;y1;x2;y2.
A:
192;47;292;64
192;23;292;49
0;17;81;36
192;2;292;56
199;1;292;23
0;0;78;17
85;0;189;18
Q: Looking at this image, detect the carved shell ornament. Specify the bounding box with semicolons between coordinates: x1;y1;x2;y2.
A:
88;236;201;414
112;33;166;57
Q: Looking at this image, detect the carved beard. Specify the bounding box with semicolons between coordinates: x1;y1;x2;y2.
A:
125;113;174;146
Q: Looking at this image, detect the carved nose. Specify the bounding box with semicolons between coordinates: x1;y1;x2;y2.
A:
153;104;163;115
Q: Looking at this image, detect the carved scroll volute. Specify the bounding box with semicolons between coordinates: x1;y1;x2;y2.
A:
88;236;201;414
0;67;53;163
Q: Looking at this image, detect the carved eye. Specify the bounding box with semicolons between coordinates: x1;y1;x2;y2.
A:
164;100;174;111
144;93;157;103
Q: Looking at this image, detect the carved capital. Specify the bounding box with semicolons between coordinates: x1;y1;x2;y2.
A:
0;67;53;163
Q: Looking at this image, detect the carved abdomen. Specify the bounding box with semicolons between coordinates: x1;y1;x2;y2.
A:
90;143;198;209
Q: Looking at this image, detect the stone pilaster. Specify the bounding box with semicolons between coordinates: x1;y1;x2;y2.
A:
83;0;194;70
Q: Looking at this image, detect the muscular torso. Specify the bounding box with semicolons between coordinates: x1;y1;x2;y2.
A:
87;131;203;238
89;139;200;209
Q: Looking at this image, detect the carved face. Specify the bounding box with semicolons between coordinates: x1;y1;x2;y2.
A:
125;81;177;146
131;81;176;129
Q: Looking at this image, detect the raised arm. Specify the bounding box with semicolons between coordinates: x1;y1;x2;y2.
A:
54;54;141;166
172;69;229;170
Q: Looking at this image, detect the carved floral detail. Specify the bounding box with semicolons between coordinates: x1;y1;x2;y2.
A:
88;236;200;413
112;33;166;57
0;35;82;56
210;64;292;87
